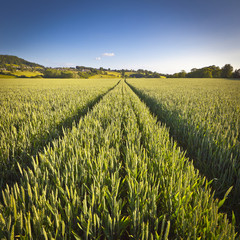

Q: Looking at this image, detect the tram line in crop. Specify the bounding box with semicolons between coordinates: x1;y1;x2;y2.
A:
0;79;238;239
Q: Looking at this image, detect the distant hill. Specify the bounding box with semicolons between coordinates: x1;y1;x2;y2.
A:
0;54;167;79
0;55;44;68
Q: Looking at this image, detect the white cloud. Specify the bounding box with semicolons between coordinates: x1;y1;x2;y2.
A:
102;53;115;57
95;53;115;61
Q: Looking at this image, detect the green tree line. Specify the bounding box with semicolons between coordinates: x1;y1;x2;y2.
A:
168;64;240;78
43;68;101;78
129;69;163;78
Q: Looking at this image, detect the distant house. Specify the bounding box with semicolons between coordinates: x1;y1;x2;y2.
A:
81;69;91;72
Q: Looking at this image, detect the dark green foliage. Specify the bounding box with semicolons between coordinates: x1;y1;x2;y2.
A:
121;69;125;78
61;71;75;78
0;55;44;68
232;69;240;78
186;65;221;78
129;69;162;78
43;69;78;78
221;64;234;78
43;68;62;78
44;66;102;78
178;70;186;78
77;71;96;79
168;65;237;78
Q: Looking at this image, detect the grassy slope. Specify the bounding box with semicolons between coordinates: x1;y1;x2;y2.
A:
0;70;43;78
90;71;121;79
0;74;16;78
12;71;43;77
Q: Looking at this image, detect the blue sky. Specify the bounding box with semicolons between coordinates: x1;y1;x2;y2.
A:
1;0;240;73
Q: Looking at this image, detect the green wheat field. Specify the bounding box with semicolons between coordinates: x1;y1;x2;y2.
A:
0;78;239;239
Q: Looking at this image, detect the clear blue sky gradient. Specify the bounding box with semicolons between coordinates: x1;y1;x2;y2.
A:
1;0;240;73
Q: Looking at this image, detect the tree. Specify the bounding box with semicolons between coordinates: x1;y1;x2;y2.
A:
172;73;179;78
202;69;212;78
178;70;186;78
211;66;221;78
43;68;61;78
6;65;15;72
121;69;125;78
221;64;233;78
61;71;75;78
137;69;144;73
232;69;240;78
